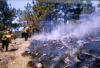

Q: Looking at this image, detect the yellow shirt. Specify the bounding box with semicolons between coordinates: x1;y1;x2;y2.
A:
24;27;32;33
2;35;12;43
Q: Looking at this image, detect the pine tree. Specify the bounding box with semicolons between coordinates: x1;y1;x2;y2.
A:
0;0;16;31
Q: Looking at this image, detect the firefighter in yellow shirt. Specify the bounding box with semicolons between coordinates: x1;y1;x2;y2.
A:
1;28;13;51
23;25;33;41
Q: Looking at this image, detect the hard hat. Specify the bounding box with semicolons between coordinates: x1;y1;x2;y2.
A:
7;28;10;31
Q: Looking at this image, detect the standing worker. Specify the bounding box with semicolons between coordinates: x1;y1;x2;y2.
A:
1;28;14;51
23;25;33;41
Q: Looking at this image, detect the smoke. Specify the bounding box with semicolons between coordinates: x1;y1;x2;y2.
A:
34;11;100;41
69;14;100;38
29;3;100;68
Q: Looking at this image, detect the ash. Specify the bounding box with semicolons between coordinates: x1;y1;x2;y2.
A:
23;31;100;68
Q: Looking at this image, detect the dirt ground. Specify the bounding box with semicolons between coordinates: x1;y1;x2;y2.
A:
0;35;37;68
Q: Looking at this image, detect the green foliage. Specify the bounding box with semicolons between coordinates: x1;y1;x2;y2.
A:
0;0;16;31
33;3;54;21
31;3;54;31
22;3;54;22
19;2;54;32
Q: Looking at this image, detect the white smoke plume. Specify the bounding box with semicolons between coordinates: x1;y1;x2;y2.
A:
69;13;100;38
34;11;100;41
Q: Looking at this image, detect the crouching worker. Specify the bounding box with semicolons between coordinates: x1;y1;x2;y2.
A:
23;25;33;41
1;28;14;51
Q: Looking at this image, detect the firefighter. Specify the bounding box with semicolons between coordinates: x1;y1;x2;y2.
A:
5;28;11;35
23;25;33;41
1;28;13;51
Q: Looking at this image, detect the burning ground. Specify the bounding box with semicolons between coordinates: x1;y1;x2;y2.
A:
0;3;99;68
24;36;100;68
23;11;100;68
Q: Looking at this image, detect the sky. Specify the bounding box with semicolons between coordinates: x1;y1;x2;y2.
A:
7;0;33;10
7;0;99;10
